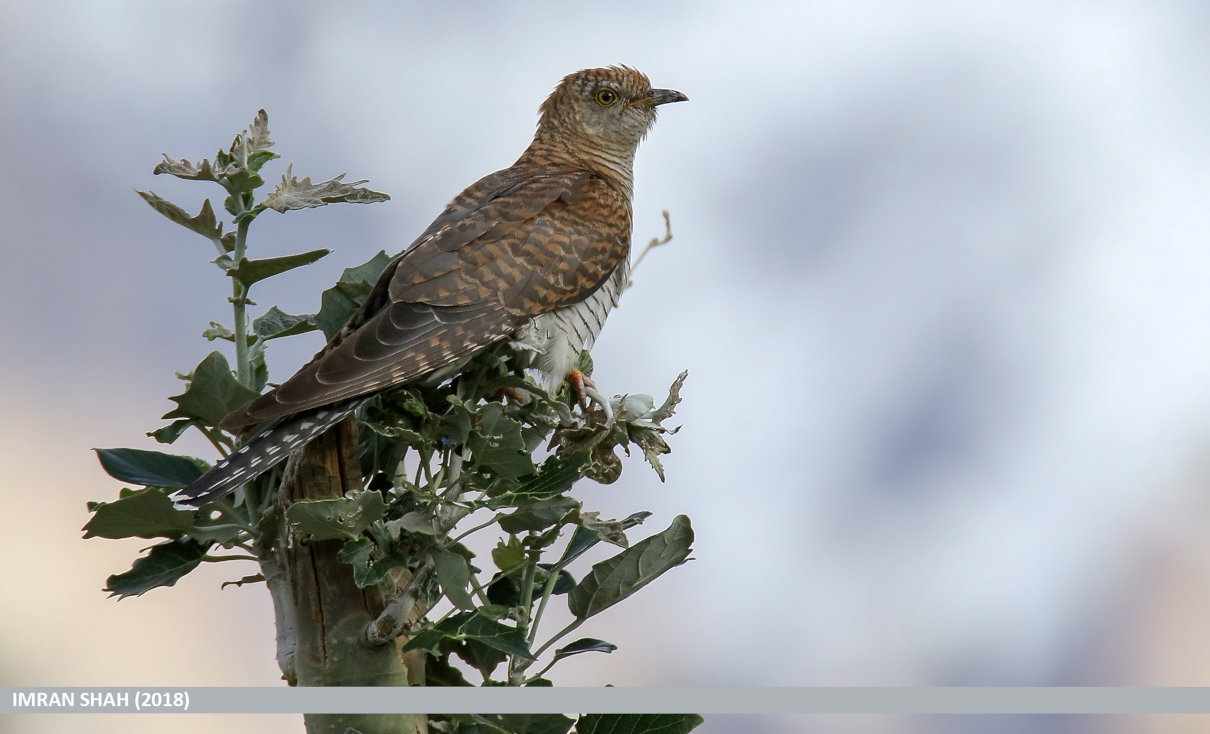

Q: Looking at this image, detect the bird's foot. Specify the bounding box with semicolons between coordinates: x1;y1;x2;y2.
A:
496;385;531;406
567;369;614;424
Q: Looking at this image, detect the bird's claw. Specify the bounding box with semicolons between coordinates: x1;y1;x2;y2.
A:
567;369;614;424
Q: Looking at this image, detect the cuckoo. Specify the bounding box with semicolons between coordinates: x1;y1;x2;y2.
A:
174;66;687;507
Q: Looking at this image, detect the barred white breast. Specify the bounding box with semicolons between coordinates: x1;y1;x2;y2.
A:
512;260;629;393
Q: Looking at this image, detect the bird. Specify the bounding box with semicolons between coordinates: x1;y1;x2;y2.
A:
172;66;687;508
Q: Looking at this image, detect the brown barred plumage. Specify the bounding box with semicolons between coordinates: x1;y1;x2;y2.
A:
174;66;686;507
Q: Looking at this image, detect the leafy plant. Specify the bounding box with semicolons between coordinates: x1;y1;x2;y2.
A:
85;110;700;734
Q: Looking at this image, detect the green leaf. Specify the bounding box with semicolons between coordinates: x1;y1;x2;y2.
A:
252;306;319;341
457;613;534;660
249;340;270;393
401;628;448;654
386;511;438;538
104;538;209;599
435;548;476;610
575;714;704;734
558;512;653;569
470;404;535;480
315;250;392;339
94;448;206;488
187;522;245;545
163;350;260;428
573;510;638;550
227;248;330;287
567;515;693;620
425;653;471;687
552;637;617;662
335;536;403;588
137;193;234;253
492;535;525;572
163;351;260;428
146;419;196;445
486;454;586;509
463;714;576;734
285;490;387;542
451;637;507;681
403;611;534;661
261;164;390;213
498;496;579;535
487;565;573;607
82;487;195;539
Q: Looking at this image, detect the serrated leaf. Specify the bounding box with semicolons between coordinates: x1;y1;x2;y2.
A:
227;248;330;287
632;428;673;482
162;351;260;428
104;538;209;599
568;515;693;620
315;250;392;339
137;193;233;253
242;109;273;155
575;714;704;734
285;490;387;542
146;419;196;445
82;487;195;539
94;448;206;488
552;637;617;662
650;371;689;423
252;306;319;341
261;164;390;213
153;155;222;183
435;548;476;610
202;321;234;341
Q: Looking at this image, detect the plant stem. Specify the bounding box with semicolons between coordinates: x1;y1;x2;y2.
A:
450;513;501;545
204;554;261;563
231;217;252;388
527;618;584;666
508;554;539;684
199;425;232;455
526;565;562;647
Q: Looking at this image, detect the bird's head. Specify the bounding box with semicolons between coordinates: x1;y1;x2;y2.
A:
535;66;687;158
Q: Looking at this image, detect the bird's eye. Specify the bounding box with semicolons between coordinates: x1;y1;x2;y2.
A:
594;88;619;107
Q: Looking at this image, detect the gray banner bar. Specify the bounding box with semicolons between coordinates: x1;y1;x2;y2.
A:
6;687;1210;715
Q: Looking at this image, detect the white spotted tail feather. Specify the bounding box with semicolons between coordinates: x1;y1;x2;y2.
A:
170;403;360;509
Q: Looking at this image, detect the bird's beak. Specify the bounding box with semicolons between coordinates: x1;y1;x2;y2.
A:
647;88;689;107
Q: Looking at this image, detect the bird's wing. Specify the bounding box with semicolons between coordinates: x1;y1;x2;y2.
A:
223;167;630;430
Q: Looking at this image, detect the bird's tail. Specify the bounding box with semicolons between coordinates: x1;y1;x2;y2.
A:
171;402;361;509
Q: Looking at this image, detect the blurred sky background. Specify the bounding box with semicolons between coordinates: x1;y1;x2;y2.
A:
4;1;1210;733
